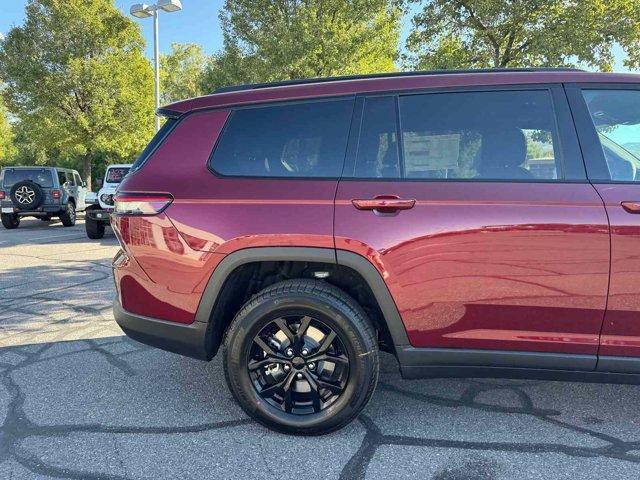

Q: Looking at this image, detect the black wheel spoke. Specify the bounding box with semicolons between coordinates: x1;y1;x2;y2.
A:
248;357;286;371
260;371;293;396
282;373;296;412
274;317;295;343
315;376;344;395
302;371;322;412
294;316;311;347
308;353;349;366
253;336;277;357
317;330;336;354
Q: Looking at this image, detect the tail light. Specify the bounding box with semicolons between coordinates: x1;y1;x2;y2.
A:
52;189;61;200
113;193;173;216
0;191;5;200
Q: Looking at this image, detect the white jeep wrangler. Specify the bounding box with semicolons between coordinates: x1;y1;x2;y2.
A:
85;164;131;239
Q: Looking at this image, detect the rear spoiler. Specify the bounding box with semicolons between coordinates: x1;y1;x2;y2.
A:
156;108;182;119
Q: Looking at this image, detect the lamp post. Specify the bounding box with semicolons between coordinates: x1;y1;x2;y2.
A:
130;1;182;132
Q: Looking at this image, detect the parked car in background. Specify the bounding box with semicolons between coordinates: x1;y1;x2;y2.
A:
111;68;640;434
0;166;87;229
85;164;131;239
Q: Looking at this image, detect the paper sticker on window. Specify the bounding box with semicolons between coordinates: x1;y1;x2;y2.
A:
404;133;461;172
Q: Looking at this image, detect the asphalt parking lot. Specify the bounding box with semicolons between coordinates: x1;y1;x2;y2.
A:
1;218;640;479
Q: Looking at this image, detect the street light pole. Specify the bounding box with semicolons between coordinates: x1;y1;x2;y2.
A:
153;7;160;132
130;1;183;132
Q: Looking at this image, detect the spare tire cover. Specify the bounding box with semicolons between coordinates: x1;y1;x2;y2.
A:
10;181;44;210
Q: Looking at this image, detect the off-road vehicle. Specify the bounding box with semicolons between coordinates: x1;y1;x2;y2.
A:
111;68;640;434
0;166;87;229
85;164;131;239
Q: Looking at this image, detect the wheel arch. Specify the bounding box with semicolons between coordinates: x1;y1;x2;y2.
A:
195;247;410;360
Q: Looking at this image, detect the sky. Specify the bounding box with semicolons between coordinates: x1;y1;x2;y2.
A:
0;0;637;73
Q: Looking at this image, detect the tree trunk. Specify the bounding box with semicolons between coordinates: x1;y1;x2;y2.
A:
83;150;92;191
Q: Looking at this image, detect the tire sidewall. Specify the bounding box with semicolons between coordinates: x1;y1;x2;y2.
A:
85;217;105;238
225;291;377;434
60;201;76;226
1;213;20;229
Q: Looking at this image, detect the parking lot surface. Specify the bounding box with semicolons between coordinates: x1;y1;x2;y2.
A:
1;218;640;479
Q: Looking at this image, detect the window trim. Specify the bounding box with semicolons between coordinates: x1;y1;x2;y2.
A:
565;83;640;184
343;84;585;183
207;96;357;181
127;117;180;178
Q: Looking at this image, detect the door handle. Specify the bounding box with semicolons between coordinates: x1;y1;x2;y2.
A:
621;201;640;213
352;195;416;214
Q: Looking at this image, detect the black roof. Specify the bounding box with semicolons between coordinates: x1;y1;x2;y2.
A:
212;68;584;94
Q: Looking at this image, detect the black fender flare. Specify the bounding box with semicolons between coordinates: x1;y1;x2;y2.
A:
194;247;410;354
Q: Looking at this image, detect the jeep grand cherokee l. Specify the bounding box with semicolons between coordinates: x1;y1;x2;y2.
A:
111;68;640;434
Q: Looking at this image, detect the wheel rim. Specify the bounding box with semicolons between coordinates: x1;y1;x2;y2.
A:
248;314;350;415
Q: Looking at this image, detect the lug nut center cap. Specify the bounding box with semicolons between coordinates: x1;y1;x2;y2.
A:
292;357;305;369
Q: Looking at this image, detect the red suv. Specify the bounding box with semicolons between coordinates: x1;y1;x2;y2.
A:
112;68;640;434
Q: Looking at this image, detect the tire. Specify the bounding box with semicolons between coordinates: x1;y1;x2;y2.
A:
59;201;76;227
85;217;105;239
9;181;44;210
1;213;20;229
223;279;378;435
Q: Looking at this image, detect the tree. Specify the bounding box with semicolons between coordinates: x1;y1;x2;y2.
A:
203;0;401;91
406;0;640;70
0;100;15;165
160;43;207;104
0;0;155;187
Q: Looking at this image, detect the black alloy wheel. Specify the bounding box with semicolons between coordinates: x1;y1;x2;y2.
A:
248;314;350;415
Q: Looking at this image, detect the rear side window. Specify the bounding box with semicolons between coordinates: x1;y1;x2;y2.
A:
130;118;177;174
211;99;354;178
397;90;561;181
57;170;66;186
3;169;54;188
582;89;640;182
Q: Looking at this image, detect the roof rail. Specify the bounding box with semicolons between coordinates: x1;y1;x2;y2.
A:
212;68;585;94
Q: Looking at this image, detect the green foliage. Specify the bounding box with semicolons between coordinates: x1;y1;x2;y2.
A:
406;0;640;70
0;101;15;165
203;0;402;91
0;0;155;185
160;43;207;104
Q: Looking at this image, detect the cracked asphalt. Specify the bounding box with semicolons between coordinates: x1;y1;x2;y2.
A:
1;218;640;479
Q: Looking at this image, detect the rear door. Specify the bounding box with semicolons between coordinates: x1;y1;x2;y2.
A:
73;171;87;210
567;84;640;367
334;86;610;367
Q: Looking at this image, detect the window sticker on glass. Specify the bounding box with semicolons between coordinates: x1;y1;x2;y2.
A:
404;133;461;174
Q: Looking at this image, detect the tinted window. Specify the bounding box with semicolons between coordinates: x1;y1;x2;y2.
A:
105;167;130;183
355;97;400;178
582;89;640;182
3;169;54;188
73;172;82;186
130;118;177;174
399;90;561;181
212;99;354;178
57;171;66;186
